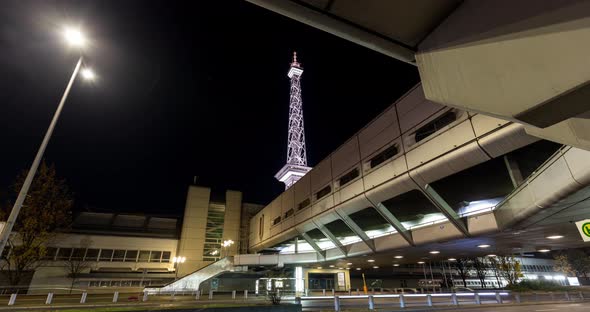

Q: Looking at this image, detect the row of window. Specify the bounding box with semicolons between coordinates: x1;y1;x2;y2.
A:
269;110;459;228
522;264;554;272
44;247;172;263
86;280;167;287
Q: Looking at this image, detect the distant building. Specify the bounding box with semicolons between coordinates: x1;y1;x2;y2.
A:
2;186;262;293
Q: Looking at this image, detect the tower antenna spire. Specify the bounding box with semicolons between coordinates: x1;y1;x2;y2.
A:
275;51;311;189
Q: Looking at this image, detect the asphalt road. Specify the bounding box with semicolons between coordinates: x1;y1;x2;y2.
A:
438;302;590;312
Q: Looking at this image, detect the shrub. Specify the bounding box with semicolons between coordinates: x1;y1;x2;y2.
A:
506;280;568;292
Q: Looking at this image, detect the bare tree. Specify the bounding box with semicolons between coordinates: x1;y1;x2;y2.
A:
0;162;72;288
63;237;93;293
453;258;471;287
471;257;488;288
554;253;575;277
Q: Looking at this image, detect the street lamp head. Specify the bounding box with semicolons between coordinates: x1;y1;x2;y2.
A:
81;68;95;81
64;27;86;47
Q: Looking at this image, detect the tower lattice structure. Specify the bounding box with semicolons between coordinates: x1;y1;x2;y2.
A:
275;52;311;189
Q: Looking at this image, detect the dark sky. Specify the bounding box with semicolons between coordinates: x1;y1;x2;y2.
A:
0;0;420;215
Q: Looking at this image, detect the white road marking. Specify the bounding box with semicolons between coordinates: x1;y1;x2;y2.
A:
535;309;557;312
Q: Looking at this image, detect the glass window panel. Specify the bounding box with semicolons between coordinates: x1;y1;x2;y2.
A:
71;248;86;260
112;250;125;262
162;251;171;262
100;249;113;261
138;250;150;262
57;248;73;260
150;251;162;262
348;207;395;238
125;250;138;262
85;249;99;261
43;247;58;260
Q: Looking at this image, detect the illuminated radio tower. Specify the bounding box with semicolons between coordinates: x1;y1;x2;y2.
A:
275;52;311;189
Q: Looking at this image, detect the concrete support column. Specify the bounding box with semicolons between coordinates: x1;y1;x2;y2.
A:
504;155;524;187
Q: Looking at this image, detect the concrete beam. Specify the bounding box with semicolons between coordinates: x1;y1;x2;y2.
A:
299;232;326;259
423;184;469;236
372;202;415;246
312;221;348;257
334;210;376;252
416;0;590;150
503;155;524;188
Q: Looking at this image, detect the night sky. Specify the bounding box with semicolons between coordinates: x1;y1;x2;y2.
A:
0;1;420;215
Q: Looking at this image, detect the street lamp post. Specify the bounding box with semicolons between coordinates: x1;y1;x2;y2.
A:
173;256;186;280
0;27;95;257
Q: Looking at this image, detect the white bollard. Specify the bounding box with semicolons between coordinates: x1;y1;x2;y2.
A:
195;290;200;300
322;289;326;296
8;294;16;306
244;289;248;299
348;289;351;295
142;291;148;302
399;294;406;308
356;288;360;295
334;295;340;311
209;290;213;300
451;293;458;305
426;294;432;306
474;292;481;305
80;292;88;304
368;295;375;310
112;291;119;303
514;293;520;303
45;293;53;305
331;289;335;296
232;290;236;299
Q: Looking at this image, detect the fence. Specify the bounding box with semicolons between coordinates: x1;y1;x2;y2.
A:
0;288;587;309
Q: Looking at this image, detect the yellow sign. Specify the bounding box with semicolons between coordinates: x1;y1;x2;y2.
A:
575;219;590;242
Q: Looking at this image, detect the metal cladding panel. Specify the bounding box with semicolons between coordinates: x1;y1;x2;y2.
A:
563;147;590;186
409;141;489;187
405;118;475;169
270;197;282;221
362;151;407;189
412;221;463;245
282;187;295;215
282;215;295;231
467;212;498;236
334;177;364;205
471;114;510;137
477;123;539;158
270;223;281;237
495;187;537;229
347;241;372;257
397;88;445;134
293;174;311;206
528;157;579;209
295;220;317;234
335;194;373;216
311;194;334;216
364;173;416;205
295;206;312;225
332;137;361;178
315;210;340;226
358;106;400;159
311;158;333;194
374;233;410;252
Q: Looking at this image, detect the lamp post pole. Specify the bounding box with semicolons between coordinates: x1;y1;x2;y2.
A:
0;56;84;257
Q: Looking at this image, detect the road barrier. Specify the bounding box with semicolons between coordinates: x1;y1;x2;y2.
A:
0;289;588;309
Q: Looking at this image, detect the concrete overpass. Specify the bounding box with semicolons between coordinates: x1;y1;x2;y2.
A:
246;0;590;151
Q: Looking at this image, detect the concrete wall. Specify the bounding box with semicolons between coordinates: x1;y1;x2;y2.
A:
177;186;211;277
223;191;243;257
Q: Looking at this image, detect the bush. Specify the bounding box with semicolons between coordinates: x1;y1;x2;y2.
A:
506;280;568;292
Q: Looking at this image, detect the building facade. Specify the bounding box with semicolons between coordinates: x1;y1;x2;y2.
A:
1;186;262;293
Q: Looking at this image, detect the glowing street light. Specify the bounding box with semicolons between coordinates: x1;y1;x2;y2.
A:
64;27;86;47
81;68;95;81
221;239;235;258
0;26;97;257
